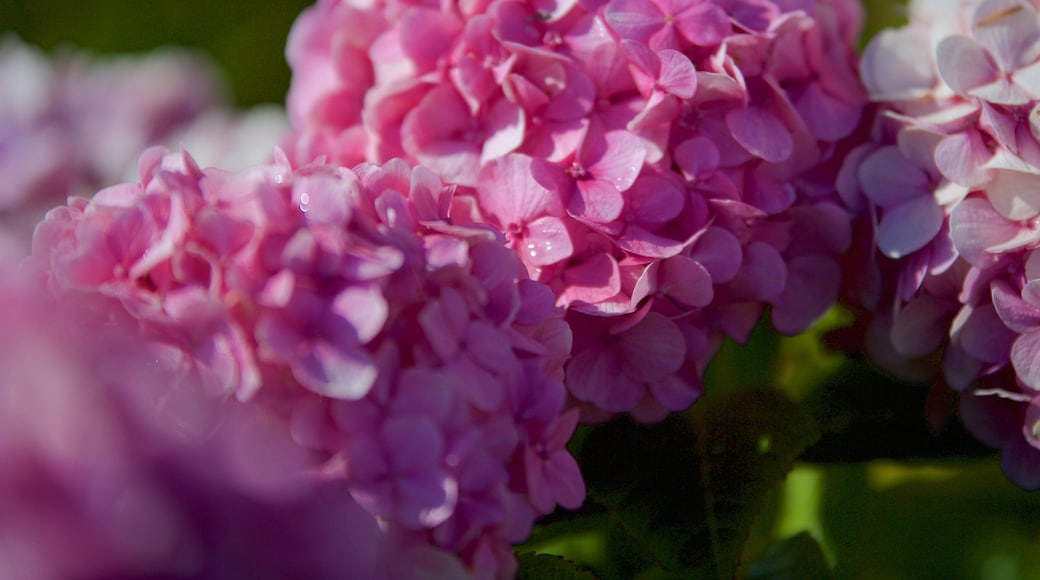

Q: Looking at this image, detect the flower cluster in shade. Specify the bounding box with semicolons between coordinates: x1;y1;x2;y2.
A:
842;0;1040;487
27;147;582;578
283;0;867;421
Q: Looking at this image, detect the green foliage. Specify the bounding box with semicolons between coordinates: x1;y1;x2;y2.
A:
534;389;819;579
746;532;832;580
516;553;598;580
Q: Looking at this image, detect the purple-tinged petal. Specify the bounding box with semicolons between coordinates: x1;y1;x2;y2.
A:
993;279;1040;333
657;49;697;98
860;27;937;100
480;99;525;164
877;196;944;259
984;165;1040;220
675;2;730;47
585;130;646;191
569;178;625;223
604;0;663;43
689;226;742;283
951;196;1040;265
971;0;1040;72
293;341;377;400
935;131;992;188
618;312;684;382
659;255;713;308
857;146;931;207
726;105;793;163
615;224;684;258
891;295;952;358
561;253;622;306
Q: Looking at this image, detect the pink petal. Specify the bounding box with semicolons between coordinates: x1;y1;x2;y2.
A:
543;451;585;509
480;99;526;164
569;178;625;223
657;49;697;98
935;131;992;187
561;253;622;306
674;1;730;46
626;175;684;224
618;312;685;382
689;226;742;283
604;0;663;43
647;374;700;411
860;27;937;100
771;255;841;335
659;254;713;308
585;130;646;191
956;302;1016;363
794;83;860;141
725;105;793;163
615;224;684;258
399;8;462;71
477;154;561;226
985;166;1040;220
674;136;720;180
877;195;945;259
566;347;643;411
524;216;574;266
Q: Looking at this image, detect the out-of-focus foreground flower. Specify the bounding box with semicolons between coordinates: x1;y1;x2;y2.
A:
846;0;1040;488
283;0;867;422
26;146;580;578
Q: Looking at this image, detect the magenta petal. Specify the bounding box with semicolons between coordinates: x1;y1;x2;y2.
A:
689;226;742;283
657;49;697;98
383;417;443;473
478;154;561;226
957;302;1016;363
544;451;585;509
794;83;860;141
604;0;663;43
618;312;685;382
675;2;730;46
561;253;622;306
615;224;684;258
524;216;574;266
771;255;841;335
659;255;713;308
627;175;684;224
937;35;999;96
725;105;793;163
570;178;625;223
648;374;699;411
877;196;944;259
674;136;720;180
586;130;646;191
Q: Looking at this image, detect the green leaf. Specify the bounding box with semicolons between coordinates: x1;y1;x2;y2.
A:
746;532;832;580
516;552;598;579
578;389;819;579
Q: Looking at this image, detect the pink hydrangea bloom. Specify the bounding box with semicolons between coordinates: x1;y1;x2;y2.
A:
0;35;224;255
849;0;1040;487
30;147;579;578
284;0;867;420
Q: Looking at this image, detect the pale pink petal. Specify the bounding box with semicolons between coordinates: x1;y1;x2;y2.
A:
951;196;1040;265
477;154;560;226
860;27;937;100
935;131;992;187
1012;330;1040;390
984;165;1040;220
971;0;1040;71
937;35;1000;97
615;224;684;258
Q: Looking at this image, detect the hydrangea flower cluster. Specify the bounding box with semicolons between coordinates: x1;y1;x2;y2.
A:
29;146;581;577
0;35;225;251
845;0;1040;487
283;0;867;420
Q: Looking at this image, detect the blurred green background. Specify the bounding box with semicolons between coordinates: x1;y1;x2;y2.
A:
4;0;1040;578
